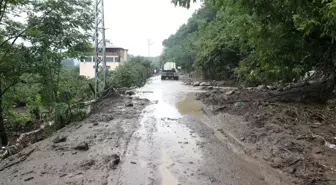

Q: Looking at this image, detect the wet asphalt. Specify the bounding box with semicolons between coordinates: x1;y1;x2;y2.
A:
117;76;271;185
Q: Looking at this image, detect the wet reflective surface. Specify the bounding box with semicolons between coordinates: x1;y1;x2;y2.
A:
117;76;276;185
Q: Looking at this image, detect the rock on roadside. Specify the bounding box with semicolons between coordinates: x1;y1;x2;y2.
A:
193;81;200;86
52;136;67;144
125;101;134;107
200;82;210;86
125;90;135;96
109;154;120;169
73;142;89;151
256;85;267;90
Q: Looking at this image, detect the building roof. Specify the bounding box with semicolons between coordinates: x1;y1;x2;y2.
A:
97;43;128;50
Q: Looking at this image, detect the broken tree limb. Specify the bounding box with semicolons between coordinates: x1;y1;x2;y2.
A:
0;147;35;171
266;76;335;103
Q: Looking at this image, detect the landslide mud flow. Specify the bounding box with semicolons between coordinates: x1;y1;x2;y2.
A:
117;76;290;185
0;76;292;185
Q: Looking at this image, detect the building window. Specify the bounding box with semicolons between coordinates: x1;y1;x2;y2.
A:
106;57;114;62
106;48;112;52
115;56;120;62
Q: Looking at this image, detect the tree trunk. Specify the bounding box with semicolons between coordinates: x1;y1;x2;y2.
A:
0;80;8;146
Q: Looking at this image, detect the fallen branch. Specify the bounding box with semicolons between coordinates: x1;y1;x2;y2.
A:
0;148;35;171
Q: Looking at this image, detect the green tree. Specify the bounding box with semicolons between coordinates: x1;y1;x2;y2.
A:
0;0;93;145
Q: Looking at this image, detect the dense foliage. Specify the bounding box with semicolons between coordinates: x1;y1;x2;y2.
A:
107;57;153;88
0;0;95;145
165;0;336;83
0;1;154;145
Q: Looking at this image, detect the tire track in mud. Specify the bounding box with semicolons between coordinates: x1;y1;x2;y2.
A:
116;104;159;185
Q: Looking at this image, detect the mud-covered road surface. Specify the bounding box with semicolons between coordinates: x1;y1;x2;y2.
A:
0;76;292;185
117;76;291;185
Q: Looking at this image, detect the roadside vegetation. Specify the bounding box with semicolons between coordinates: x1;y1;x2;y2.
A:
0;1;153;149
165;1;336;184
164;0;336;84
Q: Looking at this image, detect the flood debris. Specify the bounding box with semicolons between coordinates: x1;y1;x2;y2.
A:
52;136;67;144
109;154;120;169
200;82;210;86
125;90;135;96
193;81;200;86
194;79;336;184
73;142;89;151
125;101;134;107
24;177;34;181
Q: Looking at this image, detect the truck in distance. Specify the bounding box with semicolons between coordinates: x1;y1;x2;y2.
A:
161;62;179;80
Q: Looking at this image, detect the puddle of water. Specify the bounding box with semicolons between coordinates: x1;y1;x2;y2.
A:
177;93;204;117
158;152;180;185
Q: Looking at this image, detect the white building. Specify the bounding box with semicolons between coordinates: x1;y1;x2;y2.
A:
80;43;128;78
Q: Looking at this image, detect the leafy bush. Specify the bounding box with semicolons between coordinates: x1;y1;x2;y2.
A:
5;111;32;133
107;57;152;88
164;0;336;84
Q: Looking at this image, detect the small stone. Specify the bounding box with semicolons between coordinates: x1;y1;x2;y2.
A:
109;154;120;169
257;85;266;90
193;81;200;86
240;137;245;141
267;85;276;90
93;122;99;126
52;136;67;144
271;157;283;168
125;102;133;107
72;151;77;155
207;86;213;90
125;90;135;96
200;82;210;86
130;161;137;164
183;142;189;144
225;90;235;95
234;102;241;107
74;142;89;151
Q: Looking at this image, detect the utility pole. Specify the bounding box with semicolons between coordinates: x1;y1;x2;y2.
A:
94;0;106;98
147;39;154;58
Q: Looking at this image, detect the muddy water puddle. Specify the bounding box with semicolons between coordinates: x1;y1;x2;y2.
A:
176;93;203;117
119;76;206;184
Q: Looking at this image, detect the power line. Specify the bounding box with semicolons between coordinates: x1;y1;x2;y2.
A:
147;39;154;57
94;0;107;98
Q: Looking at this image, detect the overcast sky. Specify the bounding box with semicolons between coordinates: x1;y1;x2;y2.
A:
104;0;201;57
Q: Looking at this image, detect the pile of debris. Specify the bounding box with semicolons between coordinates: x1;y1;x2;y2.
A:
195;78;336;185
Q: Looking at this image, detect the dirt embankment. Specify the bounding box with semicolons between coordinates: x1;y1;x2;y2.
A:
186;78;336;185
0;93;149;185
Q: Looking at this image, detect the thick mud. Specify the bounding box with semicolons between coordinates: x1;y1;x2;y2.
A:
116;76;290;185
0;95;149;185
0;76;296;185
194;83;336;185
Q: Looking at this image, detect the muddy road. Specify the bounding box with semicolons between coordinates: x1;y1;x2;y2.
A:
118;76;290;185
0;76;291;185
